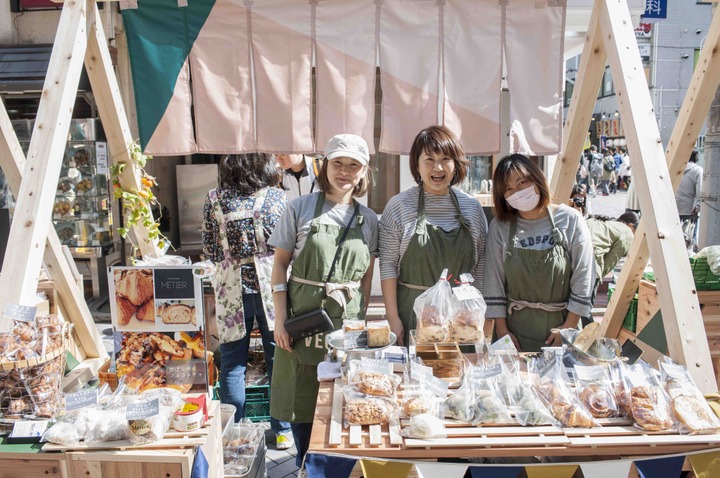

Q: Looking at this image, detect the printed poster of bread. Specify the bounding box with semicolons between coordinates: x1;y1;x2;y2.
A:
152;268;202;332
115;331;207;393
111;268;156;331
156;300;196;326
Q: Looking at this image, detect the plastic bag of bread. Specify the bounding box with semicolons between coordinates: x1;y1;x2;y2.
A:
347;360;401;398
448;274;486;343
400;413;447;439
624;362;674;432
573;365;618;419
659;358;720;435
512;383;560;426
442;374;475;422
84;407;131;443
400;385;443;418
488;353;526;407
466;365;514;425
529;349;599;428
609;361;633;419
413;269;452;343
343;390;397;426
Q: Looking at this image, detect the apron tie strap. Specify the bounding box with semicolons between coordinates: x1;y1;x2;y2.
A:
397;280;430;291
507;299;567;314
289;275;361;308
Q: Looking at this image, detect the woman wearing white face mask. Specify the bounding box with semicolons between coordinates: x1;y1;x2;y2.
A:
483;154;594;352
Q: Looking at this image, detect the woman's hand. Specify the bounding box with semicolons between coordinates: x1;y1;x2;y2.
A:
387;318;405;346
274;322;293;352
545;330;563;347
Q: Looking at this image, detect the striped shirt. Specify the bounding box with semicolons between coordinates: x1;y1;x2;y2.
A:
379;186;488;288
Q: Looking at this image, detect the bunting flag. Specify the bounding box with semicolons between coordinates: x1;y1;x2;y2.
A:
360;459;413;478
415;462;469;478
468;465;523;478
305;453;357;478
689;450;720;478
635;455;685;478
524;464;577;478
579;460;633;478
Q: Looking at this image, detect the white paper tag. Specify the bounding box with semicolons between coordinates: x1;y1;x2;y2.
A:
574;364;605;382
9;420;49;438
453;285;482;301
489;335;518;355
410;359;434;383
96;142;108;175
660;362;689;381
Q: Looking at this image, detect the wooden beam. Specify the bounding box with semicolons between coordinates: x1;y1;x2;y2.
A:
601;2;720;345
85;2;161;258
0;0;89;316
599;0;715;392
551;0;606;203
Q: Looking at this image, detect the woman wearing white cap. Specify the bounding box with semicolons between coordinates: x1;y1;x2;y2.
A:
267;133;378;466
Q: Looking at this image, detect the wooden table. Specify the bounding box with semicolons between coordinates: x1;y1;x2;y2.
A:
308;379;720;459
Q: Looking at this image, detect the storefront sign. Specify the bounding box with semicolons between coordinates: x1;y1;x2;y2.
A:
635;22;652;39
643;0;667;22
638;42;651;63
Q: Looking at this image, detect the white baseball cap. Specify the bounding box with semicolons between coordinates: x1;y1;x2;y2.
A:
324;134;370;165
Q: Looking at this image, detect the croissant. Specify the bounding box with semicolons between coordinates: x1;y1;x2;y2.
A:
116;269;154;306
563;407;597;428
631;386;673;431
116;296;136;325
137;300;156;322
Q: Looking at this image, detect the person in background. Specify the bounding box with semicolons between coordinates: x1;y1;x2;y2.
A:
201;153;293;448
675;149;703;249
276;154;321;202
588;145;603;197
625;179;641;216
568;183;591;218
599;149;615;196
379;125;488;346
484;154;594;352
269;134;378;468
617;146;631;190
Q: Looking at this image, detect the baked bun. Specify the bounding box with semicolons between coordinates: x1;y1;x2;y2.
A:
137;300;156;322
117;296;136;325
580;384;615;418
161;304;195;325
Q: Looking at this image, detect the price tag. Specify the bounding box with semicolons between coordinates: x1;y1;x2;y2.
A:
489;335;518;355
126;398;160;420
453;285;482;301
425;374;450;398
410;359;434;383
621;339;644;365
3;304;36;323
343;331;368;350
468;364;502;380
7;420;49;443
574;364;605;381
96;142;108;175
65;389;98;411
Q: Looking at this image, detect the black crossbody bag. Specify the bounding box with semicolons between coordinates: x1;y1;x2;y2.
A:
285;203;360;342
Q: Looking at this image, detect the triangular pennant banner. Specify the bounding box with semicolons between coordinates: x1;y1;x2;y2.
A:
416;462;469;478
580;460;632;478
305;453;357;478
469;465;523;478
525;465;578;478
360;459;413;478
689;450;720;478
635;455;685;478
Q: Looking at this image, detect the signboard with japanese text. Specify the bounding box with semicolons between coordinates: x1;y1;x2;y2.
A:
643;0;667;22
638;42;651;63
635;23;653;39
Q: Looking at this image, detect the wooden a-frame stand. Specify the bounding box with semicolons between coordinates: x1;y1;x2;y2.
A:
0;0;161;370
551;0;720;392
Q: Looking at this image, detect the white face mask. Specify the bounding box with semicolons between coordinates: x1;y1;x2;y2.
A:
506;185;540;212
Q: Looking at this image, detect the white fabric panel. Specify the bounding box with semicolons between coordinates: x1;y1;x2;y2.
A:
379;0;441;154
579;460;633;478
251;0;314;153
443;0;502;155
315;0;377;154
505;0;566;155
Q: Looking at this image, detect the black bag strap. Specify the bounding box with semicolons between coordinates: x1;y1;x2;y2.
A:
324;201;360;285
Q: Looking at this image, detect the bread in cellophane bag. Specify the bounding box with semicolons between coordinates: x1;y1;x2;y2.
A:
624;361;674;432
487;351;525;408
448;273;486;343
346;359;401;398
413;269;452;343
529;348;599;428
659;358;720;435
400;384;443;419
609;361;633;419
443;374;475;423
466;365;514;425
343;390;398;426
573;364;618;419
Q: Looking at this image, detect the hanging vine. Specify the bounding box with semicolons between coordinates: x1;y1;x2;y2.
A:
110;141;170;256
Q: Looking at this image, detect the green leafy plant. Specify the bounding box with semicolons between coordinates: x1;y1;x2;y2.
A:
110;141;170;257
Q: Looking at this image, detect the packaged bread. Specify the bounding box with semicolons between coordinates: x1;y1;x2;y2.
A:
413;269;452;343
449;274;486;343
347;362;401;398
344;396;395;426
367;320;391;347
466;365;514;425
609;361;633;419
573;365;618;418
401;385;443;418
660;360;720;434
400;413;447;439
513;385;559;426
443;375;475;422
624;362;674;432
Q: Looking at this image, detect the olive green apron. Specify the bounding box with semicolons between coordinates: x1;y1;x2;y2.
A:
504;209;572;352
270;193;370;423
396;188;475;345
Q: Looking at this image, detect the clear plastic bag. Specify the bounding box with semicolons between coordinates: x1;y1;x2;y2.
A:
413;269;452;343
512;384;559;427
488;353;525;407
400;413;447;439
660;358;720;435
400;385;443;418
442;375;475;422
84;408;131;443
448;273;486;343
343;389;398;426
609;361;633;419
624;361;674;432
573;365;618;419
347;360;400;398
466;365;513;425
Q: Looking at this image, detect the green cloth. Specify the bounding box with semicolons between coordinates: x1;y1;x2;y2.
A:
504;211;572;352
586;219;633;279
270;194;370;423
396;188;474;346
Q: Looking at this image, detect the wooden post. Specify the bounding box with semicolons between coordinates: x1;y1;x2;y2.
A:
600;2;720;350
0;0;89;313
550;0;607;203
599;0;715;392
85;2;161;258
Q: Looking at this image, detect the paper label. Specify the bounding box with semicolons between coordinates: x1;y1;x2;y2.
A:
489;335;518;355
65;389;98;411
410;359;434;383
126;398;159;420
532;353;557;379
424;374;450;398
166;359;207;386
9;420;49;438
96;142;108;174
358;358;394;375
453;285;482;301
3;304;36;323
343;331;368;350
574;364;605;382
660;362;689;381
468;364;502;380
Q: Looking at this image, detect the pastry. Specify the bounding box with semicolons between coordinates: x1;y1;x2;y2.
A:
342;320;366;333
449;309;483;343
402;397;430;417
630;386;673;431
417;306;448;343
161;304;194;325
672;395;719;433
614;381;633;418
353;371;398;397
117;296;136;325
137;300;156;322
116;269;154;306
428;359;463;379
367;320;391;347
579;384;615;418
345;398;392;425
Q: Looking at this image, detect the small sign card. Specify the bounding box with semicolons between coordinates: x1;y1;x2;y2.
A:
7;420;49;444
126;398;160;421
65;389;98;411
3;304;36;323
343;331;368;350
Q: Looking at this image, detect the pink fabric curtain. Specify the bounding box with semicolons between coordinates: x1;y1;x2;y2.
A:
251;0;314;153
379;0;441;155
442;0;502;155
505;0;566;155
189;0;254;153
315;0;377;154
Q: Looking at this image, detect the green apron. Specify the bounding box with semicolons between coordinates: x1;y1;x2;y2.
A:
397;188;475;345
504;209;572;352
270;193;370;423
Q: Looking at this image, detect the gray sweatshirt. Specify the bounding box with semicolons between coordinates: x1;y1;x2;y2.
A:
675;162;703;216
483;204;594;318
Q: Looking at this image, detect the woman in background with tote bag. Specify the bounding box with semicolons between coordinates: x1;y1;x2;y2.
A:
268;134;379;467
